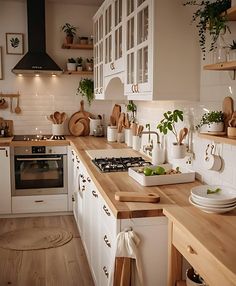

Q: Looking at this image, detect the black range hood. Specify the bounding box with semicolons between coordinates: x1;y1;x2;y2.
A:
12;0;63;76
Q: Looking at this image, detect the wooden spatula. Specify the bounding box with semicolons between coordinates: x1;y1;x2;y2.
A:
115;192;160;203
223;96;234;131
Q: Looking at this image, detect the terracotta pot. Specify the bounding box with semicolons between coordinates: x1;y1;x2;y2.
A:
66;35;73;44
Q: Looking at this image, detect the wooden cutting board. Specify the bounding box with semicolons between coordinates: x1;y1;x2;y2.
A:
68;100;92;136
115;192;160;203
222;96;234;131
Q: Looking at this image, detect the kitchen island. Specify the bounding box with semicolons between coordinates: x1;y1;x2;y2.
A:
68;136;236;286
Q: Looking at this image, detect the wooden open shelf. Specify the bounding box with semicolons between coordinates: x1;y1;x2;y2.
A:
204;61;236;71
62;43;93;50
198;133;236;145
64;70;93;75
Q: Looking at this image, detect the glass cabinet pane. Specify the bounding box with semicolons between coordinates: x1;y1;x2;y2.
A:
105;36;112;64
127;0;134;16
115;26;122;60
127;17;134;50
99;42;103;62
99;15;103;41
105;5;112;35
137;6;148;44
137;46;148;83
99;65;103;87
94;21;98;44
127;53;134;84
137;0;146;6
115;0;122;26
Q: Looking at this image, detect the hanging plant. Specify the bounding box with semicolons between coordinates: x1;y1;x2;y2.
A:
77;78;94;106
183;0;231;60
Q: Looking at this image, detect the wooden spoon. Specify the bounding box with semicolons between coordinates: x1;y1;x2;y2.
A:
54;111;61;124
15;96;21;114
179;127;188;145
223;96;234;131
60;112;67;123
137;125;144;136
50;114;56;124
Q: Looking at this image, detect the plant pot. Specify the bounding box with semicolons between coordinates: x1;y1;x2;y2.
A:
67;63;76;71
76;65;83;72
86;63;93;71
227;127;236;138
206;122;224;132
66;35;74;44
171;143;186;159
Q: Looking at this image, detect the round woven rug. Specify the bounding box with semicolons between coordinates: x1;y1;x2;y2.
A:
0;227;73;251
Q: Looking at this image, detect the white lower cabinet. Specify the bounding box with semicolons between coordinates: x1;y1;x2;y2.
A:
72;151;168;286
0;147;11;214
12;194;68;214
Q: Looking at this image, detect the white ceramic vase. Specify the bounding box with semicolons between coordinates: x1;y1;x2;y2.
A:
206;122;224;132
171;143;186;159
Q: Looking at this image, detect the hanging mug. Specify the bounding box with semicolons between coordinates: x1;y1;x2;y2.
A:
204;144;222;171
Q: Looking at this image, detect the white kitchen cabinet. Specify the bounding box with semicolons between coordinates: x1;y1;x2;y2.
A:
93;0;199;101
0;147;11;214
12;194;68;214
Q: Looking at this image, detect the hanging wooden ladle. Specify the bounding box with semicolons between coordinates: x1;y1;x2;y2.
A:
15;96;22;114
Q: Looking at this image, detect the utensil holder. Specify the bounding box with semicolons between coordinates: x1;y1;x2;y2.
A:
107;126;117;142
52;124;64;136
227;127;236;138
125;128;133;147
171;143;186;159
117;132;125;143
132;136;141;151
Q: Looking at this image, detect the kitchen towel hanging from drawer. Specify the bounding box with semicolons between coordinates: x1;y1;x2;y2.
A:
108;228;143;286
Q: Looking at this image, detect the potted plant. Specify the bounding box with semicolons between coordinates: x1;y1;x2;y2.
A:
183;0;231;60
126;100;137;123
196;111;224;132
67;58;76;71
61;23;77;44
157;110;186;159
76;57;83;71
77;78;94;105
228;40;236;61
86;57;94;71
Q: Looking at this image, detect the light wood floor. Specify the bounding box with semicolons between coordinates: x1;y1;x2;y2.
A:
0;215;94;286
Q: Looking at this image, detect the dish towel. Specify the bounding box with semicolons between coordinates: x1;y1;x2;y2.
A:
108;228;144;286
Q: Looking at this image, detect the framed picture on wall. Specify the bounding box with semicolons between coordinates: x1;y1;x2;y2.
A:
6;33;24;55
0;47;2;80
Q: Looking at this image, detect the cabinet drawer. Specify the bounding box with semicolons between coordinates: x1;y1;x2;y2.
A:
100;251;112;286
172;224;231;286
101;225;116;261
12;195;68;214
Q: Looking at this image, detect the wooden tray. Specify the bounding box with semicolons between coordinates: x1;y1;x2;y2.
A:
115;192;160;203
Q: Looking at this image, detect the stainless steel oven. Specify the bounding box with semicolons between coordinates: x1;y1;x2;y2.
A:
11;146;68;196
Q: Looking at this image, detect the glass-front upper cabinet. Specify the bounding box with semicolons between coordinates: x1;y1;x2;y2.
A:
104;0;124;77
94;11;104;99
124;0;152;98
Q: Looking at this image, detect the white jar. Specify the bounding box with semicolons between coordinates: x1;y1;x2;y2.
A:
117;132;125;143
125;128;133;147
132;135;141;151
107;126;117;142
52;124;64;136
171;143;186;159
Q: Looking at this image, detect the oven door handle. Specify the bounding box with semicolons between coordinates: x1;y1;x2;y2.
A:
16;157;62;161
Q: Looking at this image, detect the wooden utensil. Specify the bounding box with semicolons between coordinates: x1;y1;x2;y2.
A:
223;96;234;131
112;104;121;126
15;97;21;114
137;125;144;136
60;112;67;123
50;114;56;124
110;115;116;126
179;127;188;144
229;111;236;127
70;120;85;136
53;111;61;124
115;192;160;203
117;113;125;133
124;113;130;128
10;97;13;113
131;122;138;136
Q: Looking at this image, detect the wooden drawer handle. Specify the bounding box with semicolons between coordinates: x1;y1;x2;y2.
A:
103;205;111;216
103;235;111;248
81;186;85;192
87;177;91;183
187;245;195;254
34;200;44;203
103;266;109;278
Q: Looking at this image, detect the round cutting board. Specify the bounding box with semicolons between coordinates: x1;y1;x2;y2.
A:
68;119;85;136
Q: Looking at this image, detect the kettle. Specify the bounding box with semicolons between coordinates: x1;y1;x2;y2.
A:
93;125;104;137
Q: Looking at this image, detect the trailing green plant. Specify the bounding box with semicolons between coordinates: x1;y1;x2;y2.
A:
77;78;94;106
126;100;137;122
68;58;76;63
196;110;224;129
229;40;236;49
61;23;76;37
157;110;184;144
183;0;231;60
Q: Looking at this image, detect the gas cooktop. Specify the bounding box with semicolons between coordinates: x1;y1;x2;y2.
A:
92;156;151;172
12;135;66;141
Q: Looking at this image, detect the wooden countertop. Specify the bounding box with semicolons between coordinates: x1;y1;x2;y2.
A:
0;137;13;146
68;136;236;285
